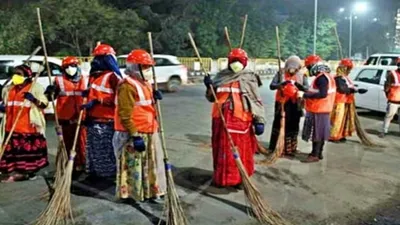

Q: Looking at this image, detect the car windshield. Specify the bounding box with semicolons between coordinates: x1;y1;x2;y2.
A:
378;56;399;66
365;57;378;65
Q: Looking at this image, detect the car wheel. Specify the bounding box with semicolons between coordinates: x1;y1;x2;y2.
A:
167;77;182;92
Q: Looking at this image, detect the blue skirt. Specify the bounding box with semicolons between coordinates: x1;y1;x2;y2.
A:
302;112;330;142
86;122;116;177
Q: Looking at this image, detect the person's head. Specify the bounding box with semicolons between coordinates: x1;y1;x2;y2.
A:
12;64;33;86
125;49;155;81
227;48;248;73
336;58;354;76
90;44;121;77
284;55;302;76
309;63;331;77
62;56;80;78
304;54;322;72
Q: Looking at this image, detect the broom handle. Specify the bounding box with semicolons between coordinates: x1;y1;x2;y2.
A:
37;8;65;143
148;32;170;160
188;33;240;157
333;25;344;59
224;27;232;51
0;66;43;158
239;14;248;49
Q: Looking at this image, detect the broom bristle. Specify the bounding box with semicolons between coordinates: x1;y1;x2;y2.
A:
258;105;285;165
162;169;188;225
34;157;74;225
352;104;384;147
235;158;290;225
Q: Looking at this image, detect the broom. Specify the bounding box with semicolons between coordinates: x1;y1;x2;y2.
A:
239;14;248;49
148;32;189;225
259;26;286;165
224;26;233;51
36;8;68;185
188;32;289;225
0;55;45;161
332;25;381;147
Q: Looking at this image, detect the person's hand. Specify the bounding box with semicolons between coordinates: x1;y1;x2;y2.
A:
357;88;368;94
153;90;163;101
45;85;56;95
254;123;264;136
82;90;89;98
80;100;99;110
203;76;213;87
0;104;5;113
23;92;37;102
131;136;146;152
297;91;305;98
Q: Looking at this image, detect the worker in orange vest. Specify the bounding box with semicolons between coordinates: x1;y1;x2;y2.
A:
113;49;166;202
204;48;265;188
45;56;88;172
0;65;49;182
381;57;400;138
269;55;308;157
82;44;121;178
329;58;367;143
298;55;336;163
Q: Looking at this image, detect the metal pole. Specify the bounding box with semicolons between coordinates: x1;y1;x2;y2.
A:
313;0;318;54
349;12;353;58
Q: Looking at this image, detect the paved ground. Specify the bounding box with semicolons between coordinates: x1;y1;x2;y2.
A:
1;80;400;225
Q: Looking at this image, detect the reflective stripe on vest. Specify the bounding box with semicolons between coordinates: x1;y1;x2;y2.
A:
305;73;336;113
391;70;400;86
57;76;88;96
388;71;400;102
7;101;31;107
125;77;153;106
91;73;114;94
217;87;241;93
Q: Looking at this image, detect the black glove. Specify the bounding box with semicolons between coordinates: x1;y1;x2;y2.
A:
279;80;291;87
0;104;5;113
357;88;368;94
153;90;163;101
254;123;265;136
131;136;146;152
294;82;306;91
82;90;89;98
203;76;213;87
45;85;56;95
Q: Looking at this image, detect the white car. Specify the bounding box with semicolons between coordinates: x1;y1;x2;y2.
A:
365;53;400;66
117;54;188;92
349;65;397;113
0;55;64;114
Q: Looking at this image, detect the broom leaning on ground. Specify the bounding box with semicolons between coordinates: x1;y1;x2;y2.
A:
148;32;189;225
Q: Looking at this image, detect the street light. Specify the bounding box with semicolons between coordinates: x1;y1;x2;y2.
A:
313;0;318;54
339;8;345;13
339;2;368;58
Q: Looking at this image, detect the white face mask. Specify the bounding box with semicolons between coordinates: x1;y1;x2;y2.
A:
229;62;244;73
142;69;153;81
66;66;78;76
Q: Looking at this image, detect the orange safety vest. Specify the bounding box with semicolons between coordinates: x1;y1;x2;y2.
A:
305;73;337;113
334;75;355;104
5;83;37;133
55;76;88;120
87;72;116;120
275;73;300;103
114;77;158;133
387;70;400;102
212;81;252;122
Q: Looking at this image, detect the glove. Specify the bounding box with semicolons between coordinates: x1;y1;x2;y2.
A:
254;123;264;136
82;90;89;98
357;88;368;94
203;76;213;87
23;92;37;102
132;136;146;152
0;104;5;113
80;100;99;110
45;85;56;95
294;82;305;91
280;80;291;87
297;91;305;98
153;90;163;101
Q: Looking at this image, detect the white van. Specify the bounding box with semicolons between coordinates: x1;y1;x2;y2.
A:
0;55;63;114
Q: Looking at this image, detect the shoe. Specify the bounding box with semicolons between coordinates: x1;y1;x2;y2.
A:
233;183;244;190
339;138;347;143
301;156;320;163
318;153;323;160
379;132;386;138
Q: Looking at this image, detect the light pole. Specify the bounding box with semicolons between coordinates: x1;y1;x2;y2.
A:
349;11;353;58
313;0;318;54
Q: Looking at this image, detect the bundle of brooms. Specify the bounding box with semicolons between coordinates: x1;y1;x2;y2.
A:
148;32;188;225
258;27;286;166
188;16;289;224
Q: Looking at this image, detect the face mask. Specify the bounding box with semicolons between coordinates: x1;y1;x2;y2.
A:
229;61;244;73
142;69;153;81
288;68;297;74
65;66;78;76
12;74;25;85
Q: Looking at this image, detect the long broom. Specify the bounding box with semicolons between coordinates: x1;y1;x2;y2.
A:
332;25;381;147
36;8;68;185
188;33;289;225
259;26;286;165
148;32;189;225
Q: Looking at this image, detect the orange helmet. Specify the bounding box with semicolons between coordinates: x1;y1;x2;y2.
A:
282;83;298;99
62;56;79;68
126;49;155;66
92;44;116;56
228;48;248;67
304;55;322;67
339;58;354;69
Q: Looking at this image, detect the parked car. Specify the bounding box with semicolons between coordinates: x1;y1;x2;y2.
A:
349;65;397;113
0;55;63;114
365;53;400;66
117;54;188;92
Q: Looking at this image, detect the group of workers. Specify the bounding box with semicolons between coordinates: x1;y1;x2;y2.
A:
0;43;399;200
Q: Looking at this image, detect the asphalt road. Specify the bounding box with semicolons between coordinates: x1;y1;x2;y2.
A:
1;81;400;225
